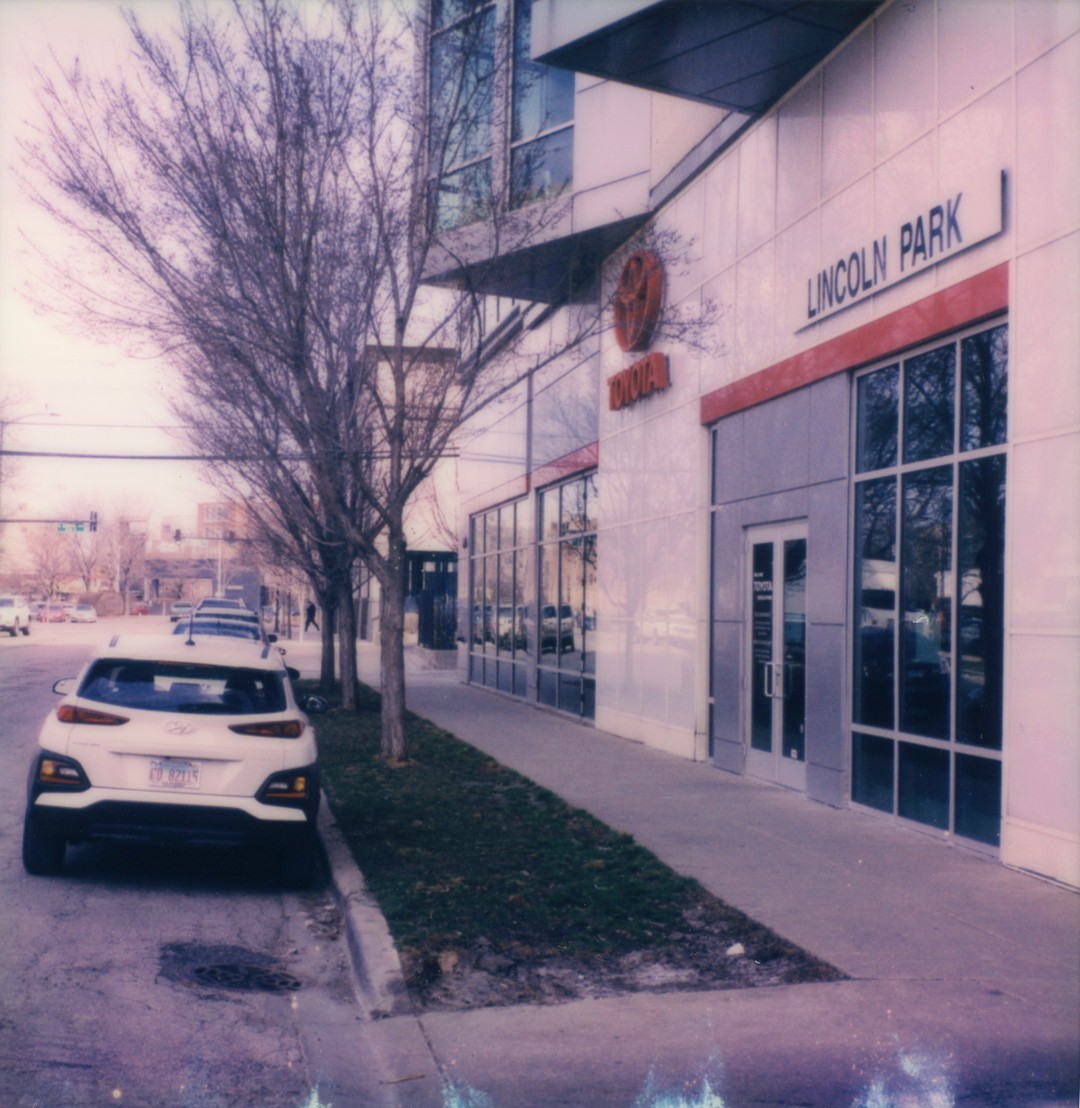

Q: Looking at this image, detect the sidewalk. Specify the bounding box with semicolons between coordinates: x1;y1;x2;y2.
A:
309;642;1079;1107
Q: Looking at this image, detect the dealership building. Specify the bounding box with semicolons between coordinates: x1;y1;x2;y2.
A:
427;0;1080;888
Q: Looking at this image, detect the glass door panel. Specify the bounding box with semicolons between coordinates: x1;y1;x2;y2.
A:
746;524;808;790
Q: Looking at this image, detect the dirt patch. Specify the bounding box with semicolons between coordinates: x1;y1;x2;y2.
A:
399;899;843;1012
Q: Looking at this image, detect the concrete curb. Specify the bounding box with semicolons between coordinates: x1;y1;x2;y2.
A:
317;797;413;1021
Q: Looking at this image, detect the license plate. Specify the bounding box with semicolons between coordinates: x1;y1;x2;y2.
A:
148;759;202;790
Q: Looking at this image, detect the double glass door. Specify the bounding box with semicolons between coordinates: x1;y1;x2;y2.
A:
746;523;807;790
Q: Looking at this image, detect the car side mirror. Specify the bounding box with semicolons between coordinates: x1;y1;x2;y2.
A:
299;694;329;715
267;634;278;643
52;678;75;695
286;667;301;681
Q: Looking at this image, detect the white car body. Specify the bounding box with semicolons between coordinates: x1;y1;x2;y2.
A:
0;595;31;636
23;635;325;885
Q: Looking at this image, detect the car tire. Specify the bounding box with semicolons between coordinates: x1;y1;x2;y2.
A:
280;837;318;890
22;812;66;876
21;620;30;637
7;620;16;638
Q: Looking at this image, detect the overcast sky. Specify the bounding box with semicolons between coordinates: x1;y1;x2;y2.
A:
0;0;221;525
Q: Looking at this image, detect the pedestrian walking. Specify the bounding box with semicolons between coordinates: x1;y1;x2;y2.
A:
304;602;319;632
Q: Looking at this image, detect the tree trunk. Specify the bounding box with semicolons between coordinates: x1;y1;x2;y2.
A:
337;576;359;710
319;591;336;690
379;539;408;763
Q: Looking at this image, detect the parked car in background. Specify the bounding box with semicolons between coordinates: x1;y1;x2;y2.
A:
38;602;67;623
69;604;98;623
171;618;265;643
130;601;151;616
169;601;195;622
29;601;45;620
21;634;328;886
0;595;31;637
196;597;245;614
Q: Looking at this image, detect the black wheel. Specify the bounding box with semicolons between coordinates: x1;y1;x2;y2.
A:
279;837;318;890
21;620;30;637
7;621;16;638
22;812;66;876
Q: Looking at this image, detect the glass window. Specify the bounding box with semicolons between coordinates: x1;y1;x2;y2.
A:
957;456;1006;750
510;129;573;209
853;477;897;729
954;753;1001;846
536;472;597;719
899;467;952;740
851;323;1007;847
961;325;1008;451
856;364;898;473
852;732;894;812
898;742;949;829
511;0;574;141
903;344;955;463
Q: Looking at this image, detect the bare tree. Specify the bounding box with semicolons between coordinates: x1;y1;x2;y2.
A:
25;528;69;599
19;0;711;760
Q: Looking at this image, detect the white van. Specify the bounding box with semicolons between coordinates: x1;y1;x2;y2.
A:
0;595;31;637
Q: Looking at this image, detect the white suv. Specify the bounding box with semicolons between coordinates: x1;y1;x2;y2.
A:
22;635;328;886
0;595;31;637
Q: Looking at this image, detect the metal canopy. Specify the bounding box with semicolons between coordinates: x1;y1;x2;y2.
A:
534;0;884;114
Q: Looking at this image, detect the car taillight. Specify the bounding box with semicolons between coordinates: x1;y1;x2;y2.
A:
34;752;90;792
57;704;129;726
229;719;304;738
257;766;319;810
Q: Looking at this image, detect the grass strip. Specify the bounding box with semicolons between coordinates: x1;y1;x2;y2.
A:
311;684;843;1006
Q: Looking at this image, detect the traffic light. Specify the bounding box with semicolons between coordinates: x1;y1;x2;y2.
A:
89;511;98;533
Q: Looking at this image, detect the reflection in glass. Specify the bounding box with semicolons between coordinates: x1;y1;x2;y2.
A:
900;467;952;739
435;160;492;233
955;753;1001;845
560;542;585;667
903;344;955;463
958;456;1006;750
853;478;896;728
496;553;514;656
856;365;898;472
481;554;496;651
540;486;560;540
512;0;574;142
851;323;1007;846
961;325;1008;451
852;732;894;812
782;539;807;762
429;5;495;168
538;539;559;656
898;742;949;829
510;129;574;209
561;478;587;535
750;542;773;754
583;535;597;676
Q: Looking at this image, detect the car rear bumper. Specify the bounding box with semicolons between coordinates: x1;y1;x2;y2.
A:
30;791;318;850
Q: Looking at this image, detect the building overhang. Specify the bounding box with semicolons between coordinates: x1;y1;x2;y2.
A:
531;0;884;114
425;213;651;304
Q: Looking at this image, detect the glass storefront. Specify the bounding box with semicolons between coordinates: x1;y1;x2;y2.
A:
851;322;1007;846
468;471;596;719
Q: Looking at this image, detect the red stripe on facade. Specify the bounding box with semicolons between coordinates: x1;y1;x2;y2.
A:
700;263;1009;425
529;442;600;491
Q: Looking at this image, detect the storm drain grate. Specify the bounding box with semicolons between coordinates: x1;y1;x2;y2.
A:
159;942;302;994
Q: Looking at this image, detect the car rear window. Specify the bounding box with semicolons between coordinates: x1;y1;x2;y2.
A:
79;660;286;714
172;620;261;640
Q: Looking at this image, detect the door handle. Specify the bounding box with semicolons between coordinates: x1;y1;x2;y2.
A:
763;662;773;699
773;662;784;700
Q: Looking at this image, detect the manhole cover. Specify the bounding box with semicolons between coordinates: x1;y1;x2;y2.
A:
159;942;302;994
